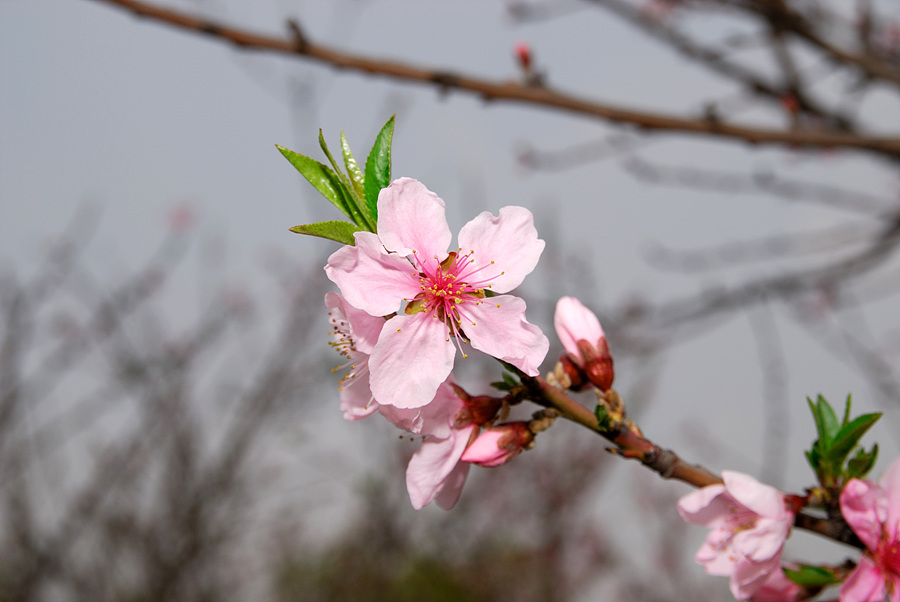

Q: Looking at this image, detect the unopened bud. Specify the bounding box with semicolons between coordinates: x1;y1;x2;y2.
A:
583;337;614;392
461;422;534;467
514;41;532;72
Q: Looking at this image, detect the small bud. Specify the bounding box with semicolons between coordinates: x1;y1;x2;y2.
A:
461;422;534;467
514;41;532;72
555;297;614;391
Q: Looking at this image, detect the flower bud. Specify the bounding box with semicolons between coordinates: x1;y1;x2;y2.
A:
461;422;534;467
554;297;615;391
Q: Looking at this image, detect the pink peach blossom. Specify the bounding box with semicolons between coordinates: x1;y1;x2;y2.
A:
839;456;900;602
677;471;795;600
326;177;548;410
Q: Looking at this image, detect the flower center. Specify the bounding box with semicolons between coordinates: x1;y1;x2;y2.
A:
405;249;503;352
328;310;368;396
878;526;900;577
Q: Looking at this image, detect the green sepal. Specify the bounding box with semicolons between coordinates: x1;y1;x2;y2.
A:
277;145;354;220
317;131;375;231
364;115;394;219
341;132;367;202
289;220;360;246
783;565;841;587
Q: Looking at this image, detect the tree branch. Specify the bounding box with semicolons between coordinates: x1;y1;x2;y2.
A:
87;0;900;158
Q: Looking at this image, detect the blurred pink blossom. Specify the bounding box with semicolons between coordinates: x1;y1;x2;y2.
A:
839;456;900;602
677;471;795;600
326;177;548;410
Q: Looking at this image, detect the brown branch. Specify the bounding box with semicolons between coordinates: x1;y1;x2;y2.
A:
521;374;864;548
87;0;900;158
585;0;855;130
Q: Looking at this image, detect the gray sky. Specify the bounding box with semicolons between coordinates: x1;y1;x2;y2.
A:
3;0;900;586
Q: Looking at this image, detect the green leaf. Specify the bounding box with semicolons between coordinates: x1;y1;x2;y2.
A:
783;565;840;587
341;132;367;201
810;395;840;448
318;131;375;231
364;115;395;219
842;394;853;426
829;412;882;464
595;404;611;430
847;444;879;479
277;145;354;220
289;220;360;246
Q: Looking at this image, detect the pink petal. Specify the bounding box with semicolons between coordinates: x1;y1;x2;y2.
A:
325;292;384;354
840;556;887;602
325;231;420;317
733;518;790;562
677;485;729;526
731;555;781;601
405;426;473;510
462;295;548;376
554;296;605;362
456;206;544;293
338;363;378;420
724;471;789;520
368;314;456;409
460;429;508;466
880;457;900;537
435;458;472;510
841;477;887;552
749;569;802;602
377;178;451;269
379;381;461;438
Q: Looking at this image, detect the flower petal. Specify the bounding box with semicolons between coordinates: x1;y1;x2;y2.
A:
457;206;544;293
724;471;789;520
462;295;548;376
554;296;605;362
379;381;461;438
368;314;456;409
880;456;900;538
677;485;729;527
405;426;473;510
325;231;420;317
325;291;384;354
377;178;451;269
435;454;472;510
840;477;887;552
839;556;886;602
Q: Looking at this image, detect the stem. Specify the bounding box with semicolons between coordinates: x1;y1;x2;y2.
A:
520;374;865;550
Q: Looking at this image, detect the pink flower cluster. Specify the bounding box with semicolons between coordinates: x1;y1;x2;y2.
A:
677;471;796;601
325;177;549;508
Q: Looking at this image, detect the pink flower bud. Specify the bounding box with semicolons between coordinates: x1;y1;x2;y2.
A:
461;422;533;467
514;41;532;71
554;297;614;391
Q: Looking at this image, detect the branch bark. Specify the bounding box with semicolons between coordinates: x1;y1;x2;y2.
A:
88;0;900;158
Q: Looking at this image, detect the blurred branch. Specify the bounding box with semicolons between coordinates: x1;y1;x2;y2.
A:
87;0;900;158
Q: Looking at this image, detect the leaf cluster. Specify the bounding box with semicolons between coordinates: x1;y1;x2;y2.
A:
805;394;880;490
278;116;394;245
